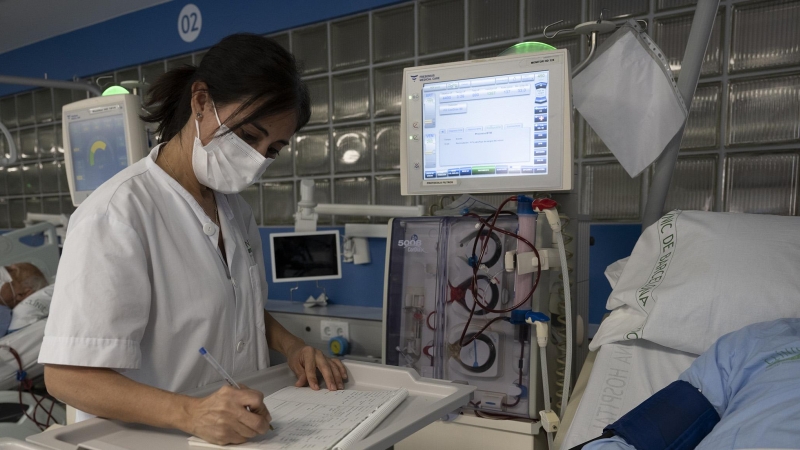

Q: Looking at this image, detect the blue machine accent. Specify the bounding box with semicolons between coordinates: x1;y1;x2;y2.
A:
604;380;720;450
516;195;534;215
510;310;550;325
588;224;641;327
259;227;386;308
328;336;350;356
517;383;528;399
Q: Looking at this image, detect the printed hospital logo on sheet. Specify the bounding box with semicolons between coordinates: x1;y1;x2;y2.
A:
764;347;800;370
625;210;681;341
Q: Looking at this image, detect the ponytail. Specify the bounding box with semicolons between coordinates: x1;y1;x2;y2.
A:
140;65;197;143
140;34;311;145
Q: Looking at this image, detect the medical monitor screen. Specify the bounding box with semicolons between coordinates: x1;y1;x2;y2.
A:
421;70;550;180
271;231;341;283
68;114;129;192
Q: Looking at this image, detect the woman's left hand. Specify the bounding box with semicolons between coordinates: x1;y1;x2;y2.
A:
285;343;347;391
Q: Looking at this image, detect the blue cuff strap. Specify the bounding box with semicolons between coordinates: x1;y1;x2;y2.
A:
604;380;720;450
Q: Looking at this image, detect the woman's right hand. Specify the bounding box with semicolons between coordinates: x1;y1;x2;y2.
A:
185;384;272;445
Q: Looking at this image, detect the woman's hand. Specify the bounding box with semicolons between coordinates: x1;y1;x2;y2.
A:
186;384;271;445
285;342;348;391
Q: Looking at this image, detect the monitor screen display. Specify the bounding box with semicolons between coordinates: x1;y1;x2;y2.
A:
68;114;129;192
271;231;341;282
421;70;550;181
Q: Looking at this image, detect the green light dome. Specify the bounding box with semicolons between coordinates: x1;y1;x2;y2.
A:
101;85;130;96
500;42;557;56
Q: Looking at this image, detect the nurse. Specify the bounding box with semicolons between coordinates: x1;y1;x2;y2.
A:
39;34;347;445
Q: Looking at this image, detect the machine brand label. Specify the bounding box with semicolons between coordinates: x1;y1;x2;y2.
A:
417;74;439;82
422;180;457;186
397;234;424;252
526;57;557;65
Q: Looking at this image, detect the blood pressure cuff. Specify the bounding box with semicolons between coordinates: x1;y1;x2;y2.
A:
605;380;720;450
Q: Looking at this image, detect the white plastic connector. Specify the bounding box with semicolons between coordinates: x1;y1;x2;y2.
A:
504;251;515;272
542;208;562;233
481;392;506;411
540;409;560;432
530;321;548;348
516;248;558;274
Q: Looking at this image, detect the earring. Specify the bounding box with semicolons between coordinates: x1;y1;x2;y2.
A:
196;112;203;119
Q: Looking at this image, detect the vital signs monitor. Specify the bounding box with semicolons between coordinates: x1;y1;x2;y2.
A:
62;94;148;206
400;48;573;195
270;230;342;283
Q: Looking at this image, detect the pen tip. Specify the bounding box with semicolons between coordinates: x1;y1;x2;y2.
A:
199;347;207;355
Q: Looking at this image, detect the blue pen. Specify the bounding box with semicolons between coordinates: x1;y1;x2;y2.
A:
199;347;274;431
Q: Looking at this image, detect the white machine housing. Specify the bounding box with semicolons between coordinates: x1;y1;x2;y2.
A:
62;94;147;206
400;48;573;195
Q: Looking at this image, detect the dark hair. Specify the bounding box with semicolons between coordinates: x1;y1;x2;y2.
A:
141;33;311;143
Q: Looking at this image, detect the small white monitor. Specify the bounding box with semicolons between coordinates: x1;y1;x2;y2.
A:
400;48;573;195
270;230;342;283
62;94;148;206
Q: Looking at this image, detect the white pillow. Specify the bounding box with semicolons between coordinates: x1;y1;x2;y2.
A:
604;256;629;289
8;284;54;333
591;210;800;355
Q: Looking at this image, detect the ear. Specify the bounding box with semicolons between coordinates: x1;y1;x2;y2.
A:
15;287;32;306
190;81;212;117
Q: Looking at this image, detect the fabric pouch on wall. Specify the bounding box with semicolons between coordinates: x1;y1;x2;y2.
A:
573;20;687;178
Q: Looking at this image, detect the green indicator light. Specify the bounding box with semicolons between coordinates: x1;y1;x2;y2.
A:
102;86;130;96
499;42;557;56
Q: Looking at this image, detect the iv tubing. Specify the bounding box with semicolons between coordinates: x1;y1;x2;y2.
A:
540;339;554;450
555;229;572;418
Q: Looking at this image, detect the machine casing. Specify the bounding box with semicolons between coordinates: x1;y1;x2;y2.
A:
383;215;553;420
400;49;573;195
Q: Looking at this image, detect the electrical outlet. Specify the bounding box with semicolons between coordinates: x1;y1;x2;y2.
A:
320;320;349;341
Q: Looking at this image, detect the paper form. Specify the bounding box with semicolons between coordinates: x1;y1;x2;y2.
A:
189;387;408;450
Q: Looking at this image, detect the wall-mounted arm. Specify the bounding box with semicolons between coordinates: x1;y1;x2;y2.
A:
642;0;720;229
0;121;18;166
0;74;102;97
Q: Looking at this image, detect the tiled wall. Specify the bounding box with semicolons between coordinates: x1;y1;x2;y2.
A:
0;0;798;228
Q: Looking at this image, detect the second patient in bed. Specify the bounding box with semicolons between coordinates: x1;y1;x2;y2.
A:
0;263;48;335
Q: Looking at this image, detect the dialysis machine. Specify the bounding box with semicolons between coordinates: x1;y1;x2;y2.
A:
384;48;574;441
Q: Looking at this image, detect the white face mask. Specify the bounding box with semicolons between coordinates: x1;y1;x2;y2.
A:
191;102;274;194
0;267;15;308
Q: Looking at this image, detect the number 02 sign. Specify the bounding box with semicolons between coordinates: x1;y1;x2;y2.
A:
178;4;202;43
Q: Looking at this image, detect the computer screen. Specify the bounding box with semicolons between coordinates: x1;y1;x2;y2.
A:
62;94;148;206
270;230;342;283
400;48;573;195
68;114;130;192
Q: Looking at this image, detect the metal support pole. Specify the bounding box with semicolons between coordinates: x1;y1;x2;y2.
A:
0;74;102;97
641;0;720;230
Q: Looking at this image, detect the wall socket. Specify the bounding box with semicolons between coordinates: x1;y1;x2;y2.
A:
320;320;349;341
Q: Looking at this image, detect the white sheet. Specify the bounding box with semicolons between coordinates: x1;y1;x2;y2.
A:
559;340;697;449
0;319;47;390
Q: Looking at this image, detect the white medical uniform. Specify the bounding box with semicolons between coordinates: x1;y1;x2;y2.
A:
39;145;270;417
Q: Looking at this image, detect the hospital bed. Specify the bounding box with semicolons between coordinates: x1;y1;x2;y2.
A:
0;221;60;389
0;220;66;437
555;210;800;449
